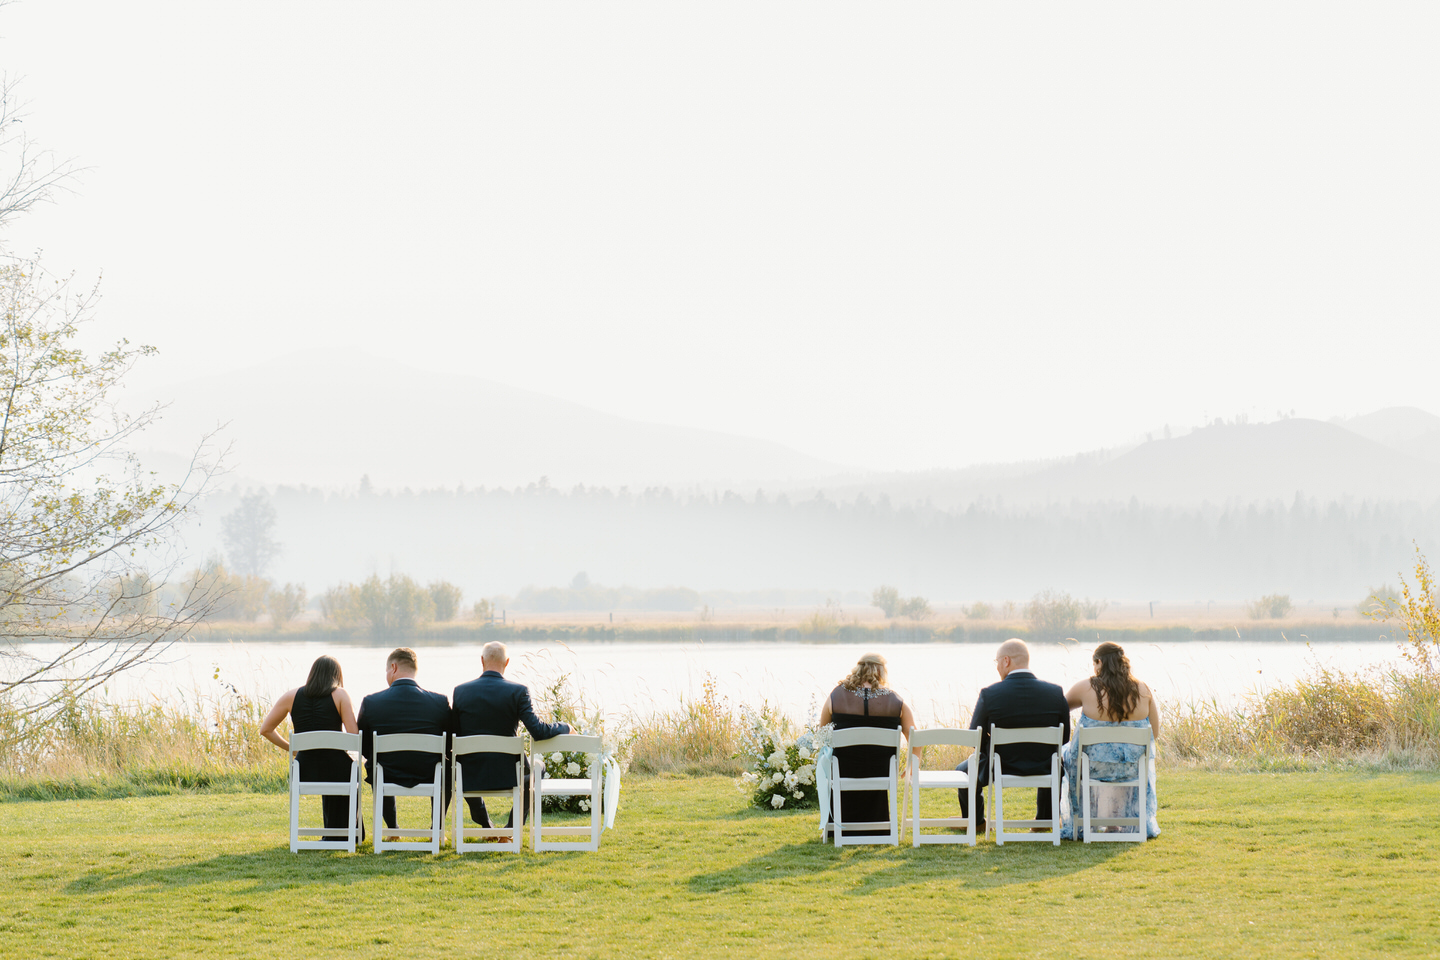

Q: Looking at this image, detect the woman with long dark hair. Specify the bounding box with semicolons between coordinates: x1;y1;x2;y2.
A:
1060;642;1162;839
261;655;361;835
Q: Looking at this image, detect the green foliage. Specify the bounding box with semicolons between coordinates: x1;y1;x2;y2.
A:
427;580;462;622
320;574;434;636
0;254;213;736
964;601;992;620
1246;593;1294;620
184;561;267;621
473;598;494;621
1026;588;1081;638
265;582;306;629
1369;546;1440;674
628;675;746;777
1359;584;1401;616
872;585;930;619
870;585;900;617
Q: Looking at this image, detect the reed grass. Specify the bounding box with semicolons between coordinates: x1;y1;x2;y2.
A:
6;650;1440;800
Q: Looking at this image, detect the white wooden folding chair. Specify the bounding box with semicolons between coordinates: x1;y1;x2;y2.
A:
989;724;1064;846
531;734;607;852
288;730;362;853
906;728;981;846
371;732;446;854
827;726;902;847
452;734;526;853
1077;726;1154;843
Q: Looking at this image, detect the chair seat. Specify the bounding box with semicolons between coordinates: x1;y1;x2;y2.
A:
539;778;595;794
914;770;970;788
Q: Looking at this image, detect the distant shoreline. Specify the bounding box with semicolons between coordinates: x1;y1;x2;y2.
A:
176;619;1400;646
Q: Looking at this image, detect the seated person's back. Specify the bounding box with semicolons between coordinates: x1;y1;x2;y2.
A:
357;646;452;787
452;641;570;792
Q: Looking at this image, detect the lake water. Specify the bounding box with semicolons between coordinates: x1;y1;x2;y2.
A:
26;637;1411;727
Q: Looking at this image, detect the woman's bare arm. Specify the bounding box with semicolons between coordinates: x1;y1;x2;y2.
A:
333;688;358;734
259;689;297;751
1142;682;1162;738
1065;680;1088;710
899;700;920;760
819;692;833;726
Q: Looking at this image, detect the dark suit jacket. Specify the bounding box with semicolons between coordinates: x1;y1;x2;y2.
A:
451;671;568;791
968;671;1071;783
357;678;452;787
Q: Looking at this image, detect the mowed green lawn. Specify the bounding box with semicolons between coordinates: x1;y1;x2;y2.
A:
1;770;1436;959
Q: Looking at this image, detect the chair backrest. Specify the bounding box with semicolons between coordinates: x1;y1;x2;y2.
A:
990;725;1065;748
533;734;603;755
909;728;981;750
453;734;525;757
1076;726;1153;748
829;726;903;750
372;732;447;756
290;731;361;757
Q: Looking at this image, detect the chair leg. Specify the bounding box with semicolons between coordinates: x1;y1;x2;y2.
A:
289;769;300;853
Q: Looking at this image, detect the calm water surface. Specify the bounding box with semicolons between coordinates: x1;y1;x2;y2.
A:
48;637;1409;726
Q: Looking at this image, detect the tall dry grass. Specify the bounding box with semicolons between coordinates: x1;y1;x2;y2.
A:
0;686;286;800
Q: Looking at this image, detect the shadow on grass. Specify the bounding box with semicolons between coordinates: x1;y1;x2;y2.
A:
61;840;593;896
687;839;1131;895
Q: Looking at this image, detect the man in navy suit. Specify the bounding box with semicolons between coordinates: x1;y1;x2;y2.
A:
451;641;572;829
957;638;1071;829
357;647;453;831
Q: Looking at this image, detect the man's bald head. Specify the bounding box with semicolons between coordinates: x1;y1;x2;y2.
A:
994;638;1030;678
481;641;508;672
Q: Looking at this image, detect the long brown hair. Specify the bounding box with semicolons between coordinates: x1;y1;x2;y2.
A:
302;656;344;699
840;653;888;691
1089;642;1139;721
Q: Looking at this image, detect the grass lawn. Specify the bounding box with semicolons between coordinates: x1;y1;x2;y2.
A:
1;769;1437;959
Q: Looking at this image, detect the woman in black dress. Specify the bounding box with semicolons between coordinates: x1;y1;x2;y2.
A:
260;655;360;833
820;652;915;837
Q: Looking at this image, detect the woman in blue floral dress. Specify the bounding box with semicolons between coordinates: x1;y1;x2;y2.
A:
1061;642;1162;839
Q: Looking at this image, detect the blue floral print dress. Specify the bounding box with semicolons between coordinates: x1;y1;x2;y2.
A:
1060;715;1160;840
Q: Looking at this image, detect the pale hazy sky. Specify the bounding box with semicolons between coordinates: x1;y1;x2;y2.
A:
2;3;1436;472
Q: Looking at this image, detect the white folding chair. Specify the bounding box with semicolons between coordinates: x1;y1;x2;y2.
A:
531;734;607;852
906;728;981;846
989;724;1064;846
1077;726;1154;843
452;734;526;853
827;726;902;847
288;731;362;853
371;732;446;854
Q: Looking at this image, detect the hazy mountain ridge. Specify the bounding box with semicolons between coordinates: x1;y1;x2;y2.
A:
126;348;851;491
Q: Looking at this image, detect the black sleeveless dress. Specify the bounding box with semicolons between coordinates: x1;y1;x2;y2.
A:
291;689;350;782
824;685;903;837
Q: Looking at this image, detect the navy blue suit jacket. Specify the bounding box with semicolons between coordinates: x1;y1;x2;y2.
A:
451;671;568;791
969;671;1071;783
356;678;452;787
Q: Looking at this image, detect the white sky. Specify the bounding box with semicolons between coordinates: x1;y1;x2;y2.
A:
2;2;1436;473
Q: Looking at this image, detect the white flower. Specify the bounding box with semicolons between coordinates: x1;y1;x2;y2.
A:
796;763;815;785
770;793;786;809
792;790;803;800
798;745;813;760
783;771;799;790
566;761;582;776
550;752;564;763
740;771;758;784
767;749;786;768
578;798;591;811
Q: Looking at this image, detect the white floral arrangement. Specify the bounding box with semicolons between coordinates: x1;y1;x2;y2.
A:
735;709;826;810
537;748;599;813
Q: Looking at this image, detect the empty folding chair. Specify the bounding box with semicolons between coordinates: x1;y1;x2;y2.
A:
531;734;609;852
288;730;362;853
827;726;902;847
371;732;446;854
989;724;1064;846
907;728;981;846
1077;725;1155;843
452;734;526;853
